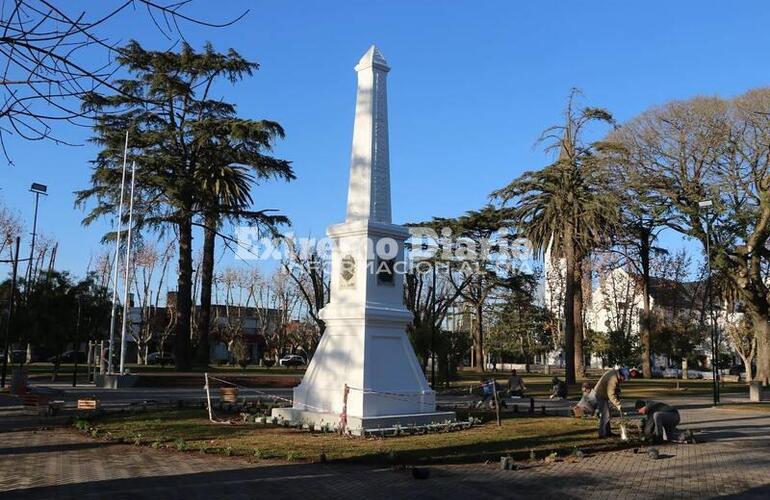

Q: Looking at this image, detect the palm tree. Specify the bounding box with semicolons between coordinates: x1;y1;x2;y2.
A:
492;91;617;383
193;128;294;366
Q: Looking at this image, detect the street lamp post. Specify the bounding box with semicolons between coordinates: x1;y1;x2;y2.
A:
699;199;720;405
25;183;48;287
430;261;437;389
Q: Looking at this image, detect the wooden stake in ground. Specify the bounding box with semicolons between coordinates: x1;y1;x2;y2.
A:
204;373;214;422
492;381;501;427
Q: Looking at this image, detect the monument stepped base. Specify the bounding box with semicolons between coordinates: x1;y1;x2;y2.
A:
271;408;456;436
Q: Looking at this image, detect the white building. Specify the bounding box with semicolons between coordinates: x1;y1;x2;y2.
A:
544;263;741;371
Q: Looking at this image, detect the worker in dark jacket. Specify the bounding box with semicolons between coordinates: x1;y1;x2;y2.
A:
635;400;683;442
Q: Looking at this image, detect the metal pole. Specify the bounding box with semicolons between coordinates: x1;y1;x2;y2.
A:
73;299;81;387
1;237;20;388
107;131;130;374
86;341;93;383
204;372;214;422
99;340;105;375
25;193;40;286
706;217;719;405
119;161;137;374
430;262;437;389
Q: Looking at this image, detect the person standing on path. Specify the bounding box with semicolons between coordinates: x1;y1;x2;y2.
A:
593;368;627;437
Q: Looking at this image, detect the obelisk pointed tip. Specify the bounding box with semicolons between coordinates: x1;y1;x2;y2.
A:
356;45;389;72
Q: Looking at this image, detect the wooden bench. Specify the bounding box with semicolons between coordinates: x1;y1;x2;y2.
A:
22;393;63;416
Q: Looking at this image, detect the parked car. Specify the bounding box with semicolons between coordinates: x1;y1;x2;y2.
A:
47;351;86;363
147;352;175;365
278;354;306;367
629;367;642;378
0;350;26;363
662;368;682;379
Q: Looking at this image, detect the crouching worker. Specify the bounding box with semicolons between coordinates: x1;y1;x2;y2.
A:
549;377;568;399
572;382;597;417
635;400;686;443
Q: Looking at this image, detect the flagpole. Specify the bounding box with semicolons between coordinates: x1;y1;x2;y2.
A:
119;161;137;374
107;131;129;375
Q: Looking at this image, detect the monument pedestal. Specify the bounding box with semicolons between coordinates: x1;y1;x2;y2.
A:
271;46;454;433
272;408;456;435
95;374;138;389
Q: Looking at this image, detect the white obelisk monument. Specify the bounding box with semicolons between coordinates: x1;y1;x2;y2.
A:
273;46;454;433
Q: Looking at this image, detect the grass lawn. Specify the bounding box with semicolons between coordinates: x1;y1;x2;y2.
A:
82;409;629;465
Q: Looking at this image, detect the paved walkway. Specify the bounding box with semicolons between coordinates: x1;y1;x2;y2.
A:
1;401;769;499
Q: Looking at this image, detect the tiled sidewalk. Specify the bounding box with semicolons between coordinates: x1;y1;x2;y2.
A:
1;404;769;499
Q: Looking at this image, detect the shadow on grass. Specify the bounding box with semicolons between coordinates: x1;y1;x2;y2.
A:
333;430;637;466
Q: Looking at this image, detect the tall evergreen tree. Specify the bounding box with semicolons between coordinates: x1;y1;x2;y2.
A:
414;206;518;371
77;41;290;370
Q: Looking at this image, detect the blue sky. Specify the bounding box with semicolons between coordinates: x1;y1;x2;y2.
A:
2;0;770;279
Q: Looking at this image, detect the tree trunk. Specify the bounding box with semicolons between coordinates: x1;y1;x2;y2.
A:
474;279;485;372
196;213;216;367
563;236;577;385
640;231;652;378
573;265;585;379
738;352;753;383
51;353;61;382
756;319;770;386
174;213;193;371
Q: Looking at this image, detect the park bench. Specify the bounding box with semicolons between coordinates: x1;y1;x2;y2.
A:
22;393;64;416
